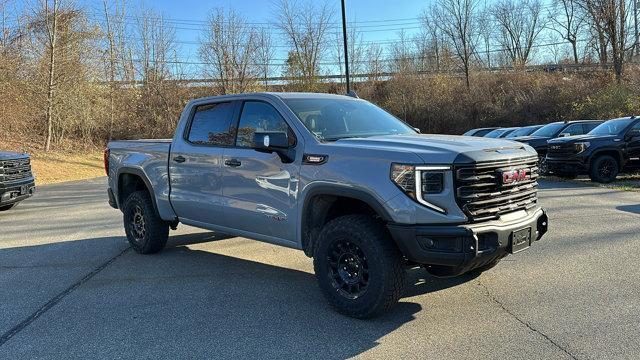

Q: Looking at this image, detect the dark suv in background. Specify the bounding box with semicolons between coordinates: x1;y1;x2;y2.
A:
0;151;35;211
546;117;640;183
512;120;603;173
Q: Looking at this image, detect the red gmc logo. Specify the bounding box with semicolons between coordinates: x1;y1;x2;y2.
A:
502;168;530;185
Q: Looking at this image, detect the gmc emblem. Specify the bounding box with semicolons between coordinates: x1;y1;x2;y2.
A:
501;168;530;185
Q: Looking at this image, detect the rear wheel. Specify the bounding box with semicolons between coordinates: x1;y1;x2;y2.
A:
313;214;406;319
0;204;15;211
589;155;619;183
123;190;169;254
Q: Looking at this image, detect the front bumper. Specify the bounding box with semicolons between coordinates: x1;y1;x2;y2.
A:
546;155;589;174
0;178;36;206
387;207;548;276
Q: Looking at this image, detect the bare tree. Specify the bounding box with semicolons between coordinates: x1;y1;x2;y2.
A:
548;0;586;64
420;6;444;71
365;43;385;81
38;0;61;151
579;0;630;82
493;0;546;68
432;0;479;88
274;0;333;90
333;24;364;87
198;8;261;94
256;29;275;89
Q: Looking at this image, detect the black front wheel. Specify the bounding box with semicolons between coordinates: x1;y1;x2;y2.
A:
123;190;169;254
589;155;619;183
313;214;406;318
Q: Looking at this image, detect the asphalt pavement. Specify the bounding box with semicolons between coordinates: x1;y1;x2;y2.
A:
1;177;639;359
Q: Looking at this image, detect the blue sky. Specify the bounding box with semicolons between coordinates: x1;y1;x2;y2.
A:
78;0;430;76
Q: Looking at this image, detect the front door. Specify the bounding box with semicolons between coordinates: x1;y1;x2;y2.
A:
169;100;239;226
625;121;640;168
221;101;300;242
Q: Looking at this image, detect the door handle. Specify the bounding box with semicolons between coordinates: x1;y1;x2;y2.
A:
173;156;186;163
224;159;241;167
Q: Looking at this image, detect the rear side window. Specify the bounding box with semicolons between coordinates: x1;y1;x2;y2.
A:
187;102;235;146
235;101;293;148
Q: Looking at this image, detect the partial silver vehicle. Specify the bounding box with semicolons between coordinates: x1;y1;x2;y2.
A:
0;151;35;211
105;92;548;318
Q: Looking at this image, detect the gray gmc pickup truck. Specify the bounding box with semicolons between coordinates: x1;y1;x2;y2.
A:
106;92;548;318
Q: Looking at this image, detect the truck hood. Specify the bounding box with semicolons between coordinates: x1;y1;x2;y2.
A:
548;134;617;144
0;151;29;161
331;134;536;164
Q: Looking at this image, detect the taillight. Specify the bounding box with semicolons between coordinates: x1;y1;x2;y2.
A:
103;148;110;176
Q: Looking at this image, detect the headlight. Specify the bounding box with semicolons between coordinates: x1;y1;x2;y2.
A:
574;142;590;153
390;163;416;199
390;163;448;213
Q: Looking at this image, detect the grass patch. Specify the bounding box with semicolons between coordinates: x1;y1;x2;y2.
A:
1;136;105;185
30;151;104;185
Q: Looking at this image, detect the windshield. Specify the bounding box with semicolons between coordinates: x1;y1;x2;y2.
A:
507;126;539;138
531;122;564;137
484;129;509;138
589;118;636;136
284;98;416;141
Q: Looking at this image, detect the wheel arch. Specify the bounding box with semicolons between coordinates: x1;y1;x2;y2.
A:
116;168;159;215
589;148;624;168
299;185;394;257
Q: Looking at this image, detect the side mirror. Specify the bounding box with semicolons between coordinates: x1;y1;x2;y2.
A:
254;131;289;150
413;127;421;133
253;131;295;163
558;133;570;138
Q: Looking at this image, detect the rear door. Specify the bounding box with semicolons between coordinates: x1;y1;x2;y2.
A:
221;100;301;242
169;100;240;226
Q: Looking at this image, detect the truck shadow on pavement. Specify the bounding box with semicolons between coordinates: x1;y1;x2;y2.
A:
0;231;478;359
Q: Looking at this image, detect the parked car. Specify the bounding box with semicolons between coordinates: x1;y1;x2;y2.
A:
0;151;36;211
546;116;640;183
483;127;520;138
512;120;603;173
462;127;498;137
105;92;548;318
505;125;543;138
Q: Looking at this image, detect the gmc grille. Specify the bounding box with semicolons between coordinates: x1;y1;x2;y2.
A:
454;156;539;222
0;158;33;182
547;144;576;157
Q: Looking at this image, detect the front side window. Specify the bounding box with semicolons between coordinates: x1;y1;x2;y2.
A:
235;101;292;147
187;102;236;146
284;98;415;141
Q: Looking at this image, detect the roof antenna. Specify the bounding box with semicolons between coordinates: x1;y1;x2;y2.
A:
346;90;359;98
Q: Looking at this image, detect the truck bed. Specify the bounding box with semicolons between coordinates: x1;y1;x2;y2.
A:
107;139;175;220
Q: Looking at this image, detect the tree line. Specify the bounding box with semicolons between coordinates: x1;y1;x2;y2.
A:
0;0;638;151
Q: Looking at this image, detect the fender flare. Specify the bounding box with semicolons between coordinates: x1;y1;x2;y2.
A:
299;183;393;256
116;167;160;215
588;148;624;167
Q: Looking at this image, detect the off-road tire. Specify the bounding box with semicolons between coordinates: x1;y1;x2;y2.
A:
123;190;169;254
589;155;619;183
0;204;16;211
313;214;406;319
